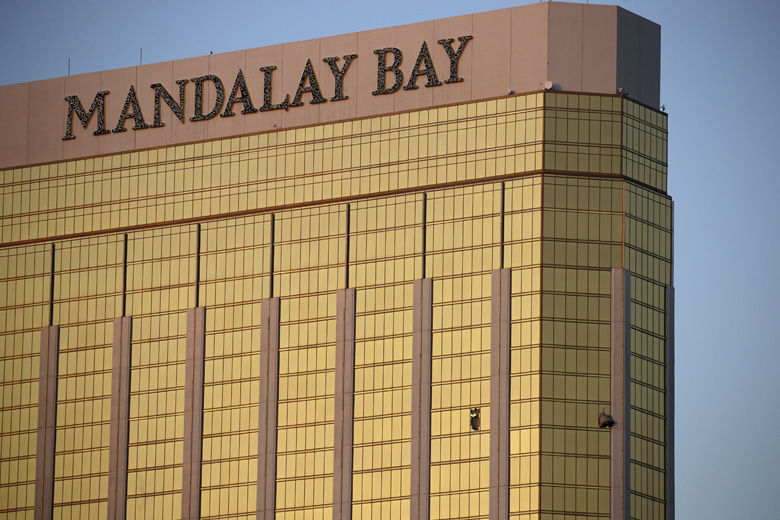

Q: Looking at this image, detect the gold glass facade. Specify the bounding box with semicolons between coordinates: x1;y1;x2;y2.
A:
0;91;671;520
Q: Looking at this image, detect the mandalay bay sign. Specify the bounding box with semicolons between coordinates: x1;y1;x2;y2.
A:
62;36;472;140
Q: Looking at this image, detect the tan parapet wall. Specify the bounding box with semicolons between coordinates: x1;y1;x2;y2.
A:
0;2;660;170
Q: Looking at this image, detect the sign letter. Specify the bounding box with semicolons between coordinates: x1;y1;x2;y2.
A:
290;60;327;107
150;80;188;128
404;41;441;90
222;70;259;117
437;35;473;84
323;54;357;101
372;48;403;95
62;91;110;140
190;75;225;121
114;85;149;133
259;66;290;112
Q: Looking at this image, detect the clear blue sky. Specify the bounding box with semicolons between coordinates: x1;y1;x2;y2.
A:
2;0;778;517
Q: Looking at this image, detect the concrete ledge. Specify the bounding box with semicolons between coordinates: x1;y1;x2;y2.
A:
489;269;511;520
182;307;206;520
410;278;433;520
258;298;280;520
34;326;59;520
107;317;133;520
610;269;630;520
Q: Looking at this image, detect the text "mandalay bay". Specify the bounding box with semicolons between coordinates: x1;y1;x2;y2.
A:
62;36;472;141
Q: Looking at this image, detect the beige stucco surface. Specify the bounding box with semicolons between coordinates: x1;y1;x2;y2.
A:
0;2;660;170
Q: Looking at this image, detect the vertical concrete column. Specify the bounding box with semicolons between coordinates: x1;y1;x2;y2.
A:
665;286;675;520
489;269;511;520
257;298;280;520
610;269;631;520
107;317;133;520
333;288;356;520
34;326;59;520
410;278;432;520
182;307;206;520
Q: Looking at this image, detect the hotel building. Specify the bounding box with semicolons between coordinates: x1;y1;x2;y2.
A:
0;2;673;519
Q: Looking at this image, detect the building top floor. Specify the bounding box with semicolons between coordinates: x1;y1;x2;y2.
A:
0;2;660;171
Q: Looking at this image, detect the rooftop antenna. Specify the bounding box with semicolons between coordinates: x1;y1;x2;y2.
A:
139;48;143;66
67;57;70;77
